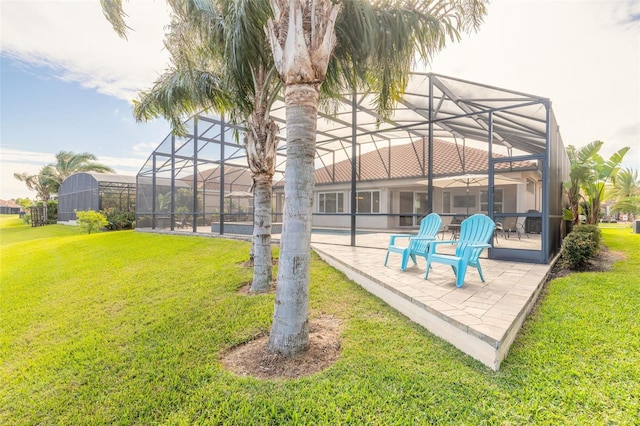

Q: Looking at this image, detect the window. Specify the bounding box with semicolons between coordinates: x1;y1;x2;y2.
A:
356;190;380;213
480;189;503;213
318;192;344;213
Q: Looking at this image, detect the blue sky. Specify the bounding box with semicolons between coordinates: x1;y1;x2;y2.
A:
1;58;169;162
1;0;639;200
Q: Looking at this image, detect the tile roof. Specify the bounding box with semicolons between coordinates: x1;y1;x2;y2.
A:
0;199;21;208
314;138;533;184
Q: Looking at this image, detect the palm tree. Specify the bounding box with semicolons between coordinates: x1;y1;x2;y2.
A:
564;142;602;225
13;167;57;201
607;167;640;221
48;151;114;193
14;151;113;199
581;145;629;224
101;0;279;293
263;0;487;355
565;142;630;225
102;0;488;356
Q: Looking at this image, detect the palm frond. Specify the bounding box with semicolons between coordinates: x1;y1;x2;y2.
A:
326;0;488;119
100;0;131;40
133;68;231;135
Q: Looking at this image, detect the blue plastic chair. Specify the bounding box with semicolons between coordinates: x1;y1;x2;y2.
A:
425;214;495;287
384;213;442;271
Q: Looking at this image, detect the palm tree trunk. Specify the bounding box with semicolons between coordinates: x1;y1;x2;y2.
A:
267;84;319;356
245;106;278;293
249;172;273;293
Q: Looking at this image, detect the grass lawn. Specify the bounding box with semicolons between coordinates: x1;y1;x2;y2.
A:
1;215;638;424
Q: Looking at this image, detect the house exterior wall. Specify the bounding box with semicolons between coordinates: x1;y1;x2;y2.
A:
308;178;530;230
311;179;429;230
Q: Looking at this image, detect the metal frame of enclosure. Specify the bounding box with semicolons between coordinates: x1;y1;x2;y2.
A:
58;172;136;221
136;73;569;264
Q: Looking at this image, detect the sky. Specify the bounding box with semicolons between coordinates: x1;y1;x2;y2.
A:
1;0;639;201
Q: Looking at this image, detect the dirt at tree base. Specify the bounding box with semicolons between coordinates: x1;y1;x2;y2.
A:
237;281;277;294
221;315;342;380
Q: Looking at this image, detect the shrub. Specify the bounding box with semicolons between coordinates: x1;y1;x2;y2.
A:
560;230;598;270
571;224;601;247
46;200;58;223
102;208;135;231
75;210;109;234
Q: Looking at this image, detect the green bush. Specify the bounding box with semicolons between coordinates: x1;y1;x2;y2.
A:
75;210;108;234
571;224;601;247
101;208;135;231
21;213;31;225
46;200;58;223
560;230;598;270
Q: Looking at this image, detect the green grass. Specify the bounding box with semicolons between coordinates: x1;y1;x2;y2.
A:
1;214;638;424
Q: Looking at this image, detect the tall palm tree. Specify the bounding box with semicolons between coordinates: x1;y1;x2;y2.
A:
263;0;487;356
102;0;488;356
102;0;279;293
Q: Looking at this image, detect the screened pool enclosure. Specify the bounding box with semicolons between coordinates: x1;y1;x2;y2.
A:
137;73;569;264
58;172;136;221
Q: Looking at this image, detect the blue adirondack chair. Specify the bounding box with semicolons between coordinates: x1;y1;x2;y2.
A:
425;214;495;287
384;213;442;271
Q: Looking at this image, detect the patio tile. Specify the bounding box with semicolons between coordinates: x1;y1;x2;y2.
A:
306;232;553;371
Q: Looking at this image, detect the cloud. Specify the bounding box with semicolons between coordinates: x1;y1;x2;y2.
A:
0;146;148;200
0;147;54;200
0;0;171;102
0;147;55;167
427;0;639;170
1;0;638;185
619;0;640;24
132;142;160;157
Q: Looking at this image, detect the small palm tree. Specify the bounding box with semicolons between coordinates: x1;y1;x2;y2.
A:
581;145;630;224
565;142;630;225
564;142;602;225
15;151;112;199
607;167;640;221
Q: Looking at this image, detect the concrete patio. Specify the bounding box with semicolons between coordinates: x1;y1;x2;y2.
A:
309;233;553;371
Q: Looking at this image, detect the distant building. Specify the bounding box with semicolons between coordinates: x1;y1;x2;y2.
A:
0;199;22;214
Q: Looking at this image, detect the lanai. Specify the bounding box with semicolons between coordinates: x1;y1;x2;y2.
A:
136;72;569;264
